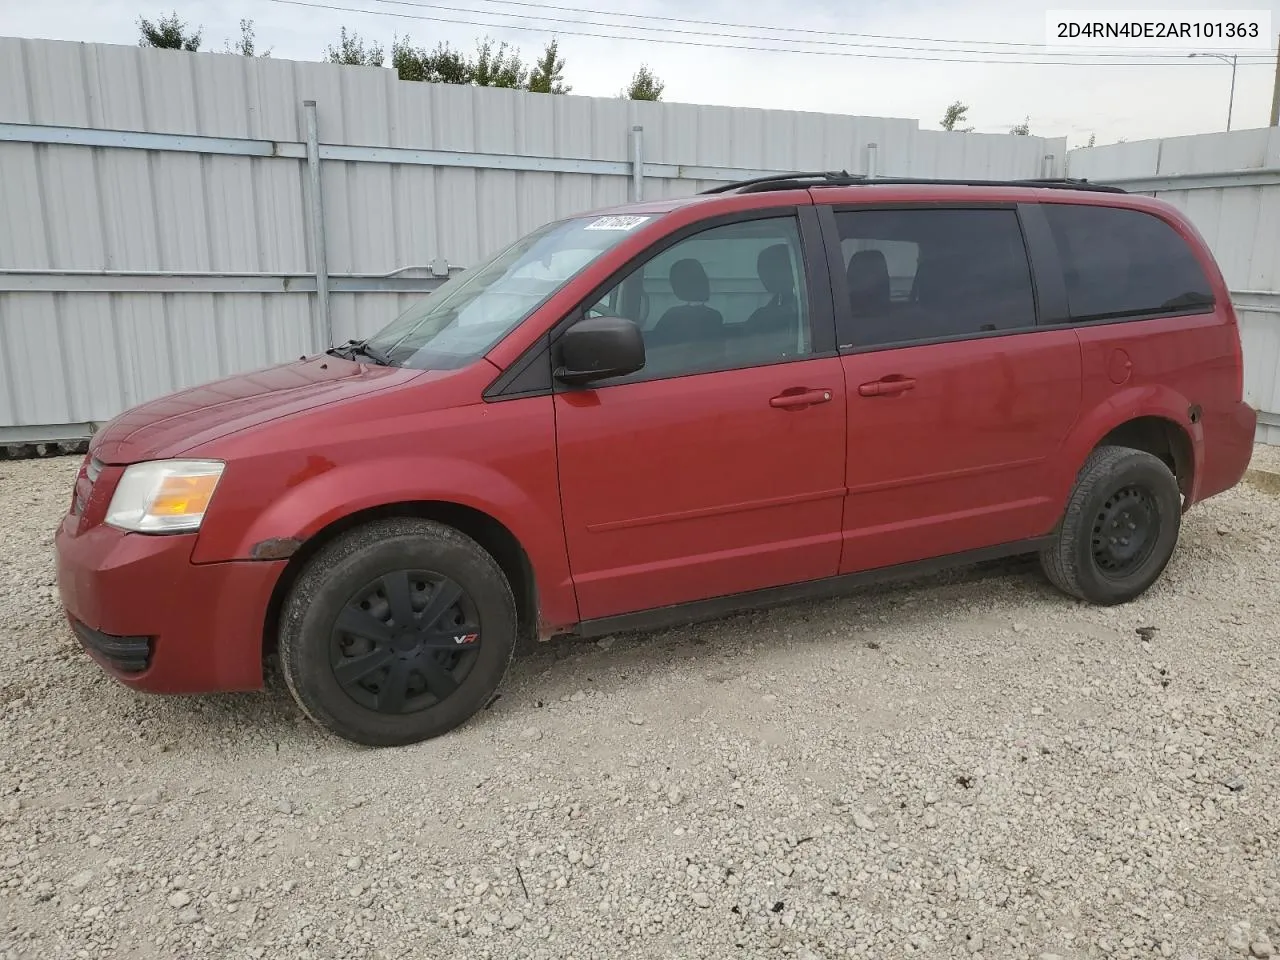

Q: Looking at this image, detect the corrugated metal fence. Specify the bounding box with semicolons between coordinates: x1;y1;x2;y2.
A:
1068;128;1280;444
0;36;1067;444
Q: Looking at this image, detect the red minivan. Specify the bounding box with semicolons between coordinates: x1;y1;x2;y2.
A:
54;174;1257;746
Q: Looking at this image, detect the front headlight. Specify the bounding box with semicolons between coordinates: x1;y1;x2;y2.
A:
105;460;225;533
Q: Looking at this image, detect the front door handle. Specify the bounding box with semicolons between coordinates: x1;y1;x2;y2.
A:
770;388;834;409
858;376;916;397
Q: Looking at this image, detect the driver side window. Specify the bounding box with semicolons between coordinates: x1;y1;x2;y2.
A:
587;216;812;381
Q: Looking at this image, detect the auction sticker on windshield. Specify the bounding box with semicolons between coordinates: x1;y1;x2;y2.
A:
584;215;651;231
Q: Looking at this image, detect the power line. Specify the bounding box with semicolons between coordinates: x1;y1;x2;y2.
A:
371;0;1276;56
268;0;1275;66
352;0;1270;60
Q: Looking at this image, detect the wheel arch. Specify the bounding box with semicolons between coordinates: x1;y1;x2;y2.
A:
1055;386;1204;513
1096;415;1196;499
261;500;539;662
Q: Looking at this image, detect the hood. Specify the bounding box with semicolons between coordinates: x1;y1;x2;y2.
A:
90;356;422;464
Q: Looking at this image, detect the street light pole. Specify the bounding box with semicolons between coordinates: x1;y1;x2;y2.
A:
1189;52;1240;131
1227;53;1238;131
1271;33;1280;125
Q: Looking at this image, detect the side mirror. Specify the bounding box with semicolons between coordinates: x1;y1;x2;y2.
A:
554;314;646;387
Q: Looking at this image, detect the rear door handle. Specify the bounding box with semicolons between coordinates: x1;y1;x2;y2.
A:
858;376;916;397
770;388;834;409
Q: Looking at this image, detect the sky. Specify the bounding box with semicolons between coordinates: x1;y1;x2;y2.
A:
3;0;1279;146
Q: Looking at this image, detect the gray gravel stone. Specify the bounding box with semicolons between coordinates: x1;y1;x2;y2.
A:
1231;924;1254;954
66;870;93;891
2;451;1279;960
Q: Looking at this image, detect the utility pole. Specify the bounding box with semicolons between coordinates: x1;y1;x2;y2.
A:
1271;33;1280;126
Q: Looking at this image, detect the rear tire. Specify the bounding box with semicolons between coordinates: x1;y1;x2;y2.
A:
1040;445;1182;606
279;518;517;747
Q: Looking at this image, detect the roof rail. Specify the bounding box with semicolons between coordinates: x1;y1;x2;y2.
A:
701;173;1126;195
699;171;852;194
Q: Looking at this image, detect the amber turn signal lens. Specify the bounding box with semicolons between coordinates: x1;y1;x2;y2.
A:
148;474;221;517
105;460;225;533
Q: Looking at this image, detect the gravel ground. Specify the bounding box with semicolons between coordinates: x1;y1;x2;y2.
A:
1249;442;1280;475
2;450;1279;960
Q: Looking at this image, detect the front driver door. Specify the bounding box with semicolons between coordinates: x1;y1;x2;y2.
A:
553;210;848;622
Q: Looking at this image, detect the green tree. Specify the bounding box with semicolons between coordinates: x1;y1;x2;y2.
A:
1010;115;1031;136
326;27;384;67
226;18;270;57
138;11;202;51
940;100;972;132
623;64;664;101
391;36;471;83
1086;131;1097;147
527;38;570;94
472;37;527;88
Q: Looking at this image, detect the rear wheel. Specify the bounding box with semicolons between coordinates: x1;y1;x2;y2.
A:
1040;445;1182;606
279;518;517;746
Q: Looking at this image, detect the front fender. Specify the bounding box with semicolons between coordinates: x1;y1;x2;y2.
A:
1050;383;1203;509
192;455;579;631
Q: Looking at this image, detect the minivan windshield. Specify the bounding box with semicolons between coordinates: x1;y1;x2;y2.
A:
360;214;657;369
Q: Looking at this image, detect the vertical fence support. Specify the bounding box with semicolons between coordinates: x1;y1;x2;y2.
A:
631;126;644;201
866;142;879;178
303;100;332;352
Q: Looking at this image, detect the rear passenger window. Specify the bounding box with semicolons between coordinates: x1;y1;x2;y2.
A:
835;209;1036;348
1043;204;1215;322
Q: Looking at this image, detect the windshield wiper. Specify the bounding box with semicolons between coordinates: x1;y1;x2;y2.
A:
329;339;392;366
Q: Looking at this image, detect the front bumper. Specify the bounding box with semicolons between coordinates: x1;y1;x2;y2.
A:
54;515;287;694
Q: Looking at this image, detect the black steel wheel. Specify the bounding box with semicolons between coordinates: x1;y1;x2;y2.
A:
280;518;517;746
1040;444;1182;606
1089;485;1160;578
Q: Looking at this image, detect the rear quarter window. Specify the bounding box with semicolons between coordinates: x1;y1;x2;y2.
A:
1043;204;1215;323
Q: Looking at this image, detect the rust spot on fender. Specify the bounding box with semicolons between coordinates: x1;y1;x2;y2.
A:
250;537;303;561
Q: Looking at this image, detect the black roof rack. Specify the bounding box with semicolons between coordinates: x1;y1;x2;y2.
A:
700;172;1126;195
700;171;853;194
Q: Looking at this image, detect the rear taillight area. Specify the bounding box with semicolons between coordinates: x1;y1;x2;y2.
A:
1234;346;1245;402
1225;302;1246;401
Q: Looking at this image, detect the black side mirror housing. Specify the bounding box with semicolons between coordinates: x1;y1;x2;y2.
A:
554;314;646;386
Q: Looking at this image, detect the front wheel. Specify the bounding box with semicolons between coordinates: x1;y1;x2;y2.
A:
1040;445;1182;606
279;518;517;746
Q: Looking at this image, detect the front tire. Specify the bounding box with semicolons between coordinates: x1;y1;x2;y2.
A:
279;518;517;747
1040;445;1182;606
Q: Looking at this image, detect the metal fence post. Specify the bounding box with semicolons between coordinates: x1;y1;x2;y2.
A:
303;100;332;351
631;126;644;201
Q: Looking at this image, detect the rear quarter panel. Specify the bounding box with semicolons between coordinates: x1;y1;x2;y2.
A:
1038;195;1249;511
1051;329;1206;508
